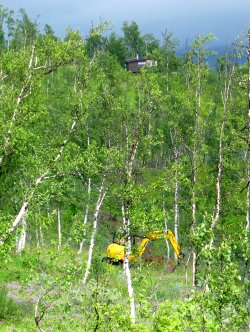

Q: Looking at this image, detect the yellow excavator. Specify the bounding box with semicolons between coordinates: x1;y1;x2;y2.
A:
103;229;181;264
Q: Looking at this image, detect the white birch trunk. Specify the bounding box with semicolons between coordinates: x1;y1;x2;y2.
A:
190;47;203;287
191;109;198;287
16;215;27;253
36;226;40;249
128;140;139;179
0;201;29;246
169;131;180;261
83;176;107;284
174;167;179;242
185;250;191;287
209;62;234;248
35;212;40;249
122;203;136;324
121;121;138;324
190;57;202;287
192;250;197;288
35;212;44;249
78;178;92;255
205;51;234;292
163;201;170;260
246;166;250;233
174;161;179;261
78;128;91;255
57;207;62;251
209;125;224;248
40;226;44;247
0;177;45;246
121;109;141;324
35;226;39;249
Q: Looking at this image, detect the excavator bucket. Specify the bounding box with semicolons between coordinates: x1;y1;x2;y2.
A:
166;229;181;259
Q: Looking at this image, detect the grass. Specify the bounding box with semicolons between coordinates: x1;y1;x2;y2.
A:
0;245;191;331
0;283;35;332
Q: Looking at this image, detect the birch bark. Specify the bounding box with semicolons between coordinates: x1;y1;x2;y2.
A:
170;130;180;261
82;176;107;284
122;202;136;324
78;129;92;255
16;215;27;253
191;93;199;287
209;57;234;248
163;201;170;260
78;177;91;255
121;121;139;324
57;207;62;251
190;40;203;287
188;34;215;286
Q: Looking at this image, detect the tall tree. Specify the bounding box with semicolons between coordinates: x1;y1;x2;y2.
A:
10;8;39;49
105;32;128;65
0;30;90;248
122;21;144;57
185;34;216;286
0;4;8;51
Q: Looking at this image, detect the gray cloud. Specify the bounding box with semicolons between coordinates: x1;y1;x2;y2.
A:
1;0;249;46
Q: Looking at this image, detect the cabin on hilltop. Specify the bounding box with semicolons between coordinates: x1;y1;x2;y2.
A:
125;56;157;73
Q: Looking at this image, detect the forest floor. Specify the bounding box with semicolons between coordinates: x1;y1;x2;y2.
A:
0;246;190;331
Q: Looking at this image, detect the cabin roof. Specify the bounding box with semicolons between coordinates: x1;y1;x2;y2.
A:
125;57;147;64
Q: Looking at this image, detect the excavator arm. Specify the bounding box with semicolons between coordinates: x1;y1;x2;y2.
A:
165;230;181;259
146;229;181;259
105;229;181;263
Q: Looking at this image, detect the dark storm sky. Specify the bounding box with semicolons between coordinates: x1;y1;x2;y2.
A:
1;0;249;47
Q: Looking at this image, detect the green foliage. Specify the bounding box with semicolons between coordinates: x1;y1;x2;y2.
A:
122;21;144;57
0;284;29;321
0;4;249;331
154;290;248;332
105;32;128;65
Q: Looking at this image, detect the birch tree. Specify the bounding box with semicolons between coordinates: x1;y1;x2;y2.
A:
186;34;215;286
16;215;26;253
169;129;181;260
78;127;92;255
80;58;126;282
117;69;162;324
83;175;108;284
0;31;89;248
121;122;139;324
0;111;80;246
209;50;236;248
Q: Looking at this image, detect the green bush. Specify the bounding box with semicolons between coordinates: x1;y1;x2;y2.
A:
0;285;19;320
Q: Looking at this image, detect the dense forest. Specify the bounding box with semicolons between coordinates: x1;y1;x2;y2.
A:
0;4;249;331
